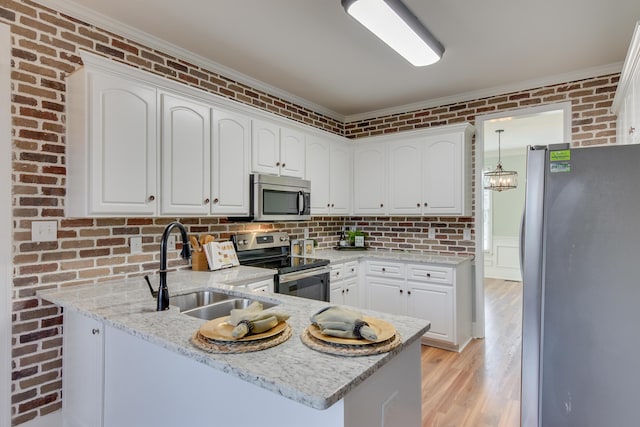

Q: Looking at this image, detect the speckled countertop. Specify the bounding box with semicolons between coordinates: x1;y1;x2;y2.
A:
38;266;430;411
315;248;473;265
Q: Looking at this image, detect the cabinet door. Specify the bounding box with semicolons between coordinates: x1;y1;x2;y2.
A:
280;127;305;178
306;136;331;214
353;144;387;214
366;277;405;315
89;72;157;215
252;118;280;175
330;142;352;215
422;133;463;214
160;93;211;215
407;281;454;343
211;110;250;214
388;139;422;214
330;281;344;304
343;277;360;308
63;310;104;427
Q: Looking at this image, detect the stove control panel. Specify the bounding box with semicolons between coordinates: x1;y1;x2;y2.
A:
232;232;290;252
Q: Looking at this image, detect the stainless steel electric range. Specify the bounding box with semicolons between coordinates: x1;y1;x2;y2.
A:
231;231;330;302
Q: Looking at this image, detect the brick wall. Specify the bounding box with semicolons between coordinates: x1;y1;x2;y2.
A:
1;0;620;425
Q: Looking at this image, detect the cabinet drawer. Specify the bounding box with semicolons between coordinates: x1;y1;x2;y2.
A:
366;261;405;278
330;264;343;282
343;261;358;279
407;264;453;285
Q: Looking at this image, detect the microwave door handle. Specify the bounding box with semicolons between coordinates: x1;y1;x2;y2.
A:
298;191;304;215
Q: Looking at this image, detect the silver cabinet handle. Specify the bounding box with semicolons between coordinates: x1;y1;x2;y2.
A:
91;328;100;335
630;126;636;135
204;198;210;204
148;195;155;202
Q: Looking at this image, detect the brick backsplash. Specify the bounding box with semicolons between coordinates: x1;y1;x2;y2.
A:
1;0;620;424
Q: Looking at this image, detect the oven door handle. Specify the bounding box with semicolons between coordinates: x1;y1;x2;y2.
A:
279;266;330;284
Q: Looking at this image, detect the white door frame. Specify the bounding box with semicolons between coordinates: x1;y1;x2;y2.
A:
1;22;12;427
472;101;571;338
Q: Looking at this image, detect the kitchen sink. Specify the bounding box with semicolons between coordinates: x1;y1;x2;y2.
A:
171;290;277;320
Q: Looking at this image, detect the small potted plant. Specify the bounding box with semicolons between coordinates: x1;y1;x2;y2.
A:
347;229;366;247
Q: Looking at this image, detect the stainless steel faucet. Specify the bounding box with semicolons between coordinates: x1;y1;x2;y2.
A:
157;221;191;311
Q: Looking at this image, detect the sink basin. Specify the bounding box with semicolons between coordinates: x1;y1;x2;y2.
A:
171;290;277;320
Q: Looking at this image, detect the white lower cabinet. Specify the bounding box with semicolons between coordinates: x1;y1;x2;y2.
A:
62;310;104;427
364;259;472;351
330;261;359;307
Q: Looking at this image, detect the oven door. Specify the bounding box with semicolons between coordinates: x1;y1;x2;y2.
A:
276;266;330;302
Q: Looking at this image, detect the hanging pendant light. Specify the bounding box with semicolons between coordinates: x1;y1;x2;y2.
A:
484;129;518;192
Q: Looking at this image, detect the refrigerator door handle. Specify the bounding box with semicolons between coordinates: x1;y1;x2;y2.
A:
521;146;547;427
519;212;525;278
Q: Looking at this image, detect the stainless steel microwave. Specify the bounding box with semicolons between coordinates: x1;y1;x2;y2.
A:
251;174;311;221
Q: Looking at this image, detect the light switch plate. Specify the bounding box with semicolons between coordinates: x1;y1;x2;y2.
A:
130;236;143;254
167;235;176;251
428;228;436;239
463;229;471;240
31;220;57;242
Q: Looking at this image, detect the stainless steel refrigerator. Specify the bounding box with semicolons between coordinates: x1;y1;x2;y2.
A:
521;143;640;427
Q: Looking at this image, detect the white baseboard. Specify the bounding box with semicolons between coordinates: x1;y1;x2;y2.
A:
20;410;62;427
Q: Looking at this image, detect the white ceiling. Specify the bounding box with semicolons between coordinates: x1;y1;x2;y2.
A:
41;0;640;121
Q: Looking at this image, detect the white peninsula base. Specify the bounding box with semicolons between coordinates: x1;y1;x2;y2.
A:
64;310;422;427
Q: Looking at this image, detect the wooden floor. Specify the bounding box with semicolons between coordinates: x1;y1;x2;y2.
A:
421;278;523;427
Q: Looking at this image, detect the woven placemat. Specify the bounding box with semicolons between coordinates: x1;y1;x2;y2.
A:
191;324;292;354
300;327;402;357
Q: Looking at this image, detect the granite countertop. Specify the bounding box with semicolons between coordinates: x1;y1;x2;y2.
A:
38;267;430;411
314;248;473;265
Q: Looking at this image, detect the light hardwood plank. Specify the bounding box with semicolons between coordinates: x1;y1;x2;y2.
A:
422;278;522;427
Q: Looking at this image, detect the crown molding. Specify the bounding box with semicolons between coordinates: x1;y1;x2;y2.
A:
33;0;346;122
344;62;623;123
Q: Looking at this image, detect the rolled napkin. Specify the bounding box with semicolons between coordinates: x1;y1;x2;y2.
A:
227;301;289;339
310;306;378;341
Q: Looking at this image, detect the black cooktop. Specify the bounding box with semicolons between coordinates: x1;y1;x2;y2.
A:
242;256;329;275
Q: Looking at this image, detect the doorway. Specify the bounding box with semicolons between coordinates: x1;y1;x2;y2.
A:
473;102;571;337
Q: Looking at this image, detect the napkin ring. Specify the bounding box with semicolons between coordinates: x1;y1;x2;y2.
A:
353;320;369;339
238;320;254;334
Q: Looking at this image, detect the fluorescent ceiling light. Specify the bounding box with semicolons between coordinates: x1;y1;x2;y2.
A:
342;0;444;67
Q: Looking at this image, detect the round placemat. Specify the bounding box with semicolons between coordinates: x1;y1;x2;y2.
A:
191;324;292;354
300;327;402;357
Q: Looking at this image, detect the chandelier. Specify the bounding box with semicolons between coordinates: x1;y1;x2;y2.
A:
483;129;518;192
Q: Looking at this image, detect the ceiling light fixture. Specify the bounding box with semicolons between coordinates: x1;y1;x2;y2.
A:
484;129;518;192
341;0;444;67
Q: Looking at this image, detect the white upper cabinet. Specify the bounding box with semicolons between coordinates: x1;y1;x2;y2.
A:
422;133;465;215
353;143;388;215
67;68;158;216
387;124;473;216
280;127;306;178
252;119;305;178
305;136;331;214
211;110;251;215
160;92;211;215
388;139;423;215
329;142;352;215
614;22;640;145
305;135;352;215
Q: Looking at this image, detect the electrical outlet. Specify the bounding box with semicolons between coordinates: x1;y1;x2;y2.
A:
167;235;176;251
428;228;436;239
303;227;309;239
130;236;143;254
31;220;57;242
463;229;472;240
